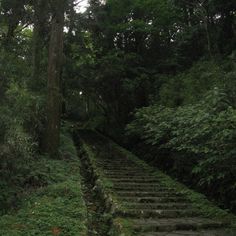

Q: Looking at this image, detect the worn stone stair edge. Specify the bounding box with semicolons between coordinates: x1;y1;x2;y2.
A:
94;130;236;226
80;139;136;235
81;141;121;212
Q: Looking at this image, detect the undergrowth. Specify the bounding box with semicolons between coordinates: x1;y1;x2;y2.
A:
0;129;87;236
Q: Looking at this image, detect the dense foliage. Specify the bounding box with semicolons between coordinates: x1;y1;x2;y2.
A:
0;0;235;225
0;0;71;213
61;0;235;142
127;84;236;211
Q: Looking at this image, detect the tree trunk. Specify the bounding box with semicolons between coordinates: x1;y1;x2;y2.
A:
32;0;48;91
203;12;213;59
44;2;65;158
197;2;214;59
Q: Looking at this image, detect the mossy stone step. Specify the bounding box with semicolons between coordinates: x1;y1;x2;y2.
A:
96;158;130;161
106;176;163;184
112;183;173;188
96;159;140;165
116;209;200;218
108;178;164;183
116;191;183;198
119;196;190;203
139;229;236;236
102;169;146;174
123;203;192;210
96;160;132;164
100;160;143;164
105;173;159;178
103;169;150;177
98;164;137;167
112;185;177;191
131;218;229;232
100;166;142;170
112;183;174;187
105;175;163;180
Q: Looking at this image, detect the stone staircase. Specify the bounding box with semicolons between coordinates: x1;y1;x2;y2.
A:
79;130;236;236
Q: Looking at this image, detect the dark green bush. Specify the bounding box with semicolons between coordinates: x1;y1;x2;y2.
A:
0;158;87;236
0;80;46;214
127;88;236;210
157;60;236;107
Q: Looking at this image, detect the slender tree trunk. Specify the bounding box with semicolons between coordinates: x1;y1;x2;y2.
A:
197;2;214;59
206;24;212;57
44;2;65;158
32;0;47;91
203;12;213;59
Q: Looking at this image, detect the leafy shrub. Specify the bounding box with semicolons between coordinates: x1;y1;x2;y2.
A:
157;60;236;107
0;118;80;213
127;88;236;210
0;122;36;213
5;82;45;139
0;80;46;213
0;158;87;236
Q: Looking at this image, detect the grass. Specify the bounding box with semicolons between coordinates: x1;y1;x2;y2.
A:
0;130;87;236
109;218;134;236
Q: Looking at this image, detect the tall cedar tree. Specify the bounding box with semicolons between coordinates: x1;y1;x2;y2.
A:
32;0;48;90
44;0;66;158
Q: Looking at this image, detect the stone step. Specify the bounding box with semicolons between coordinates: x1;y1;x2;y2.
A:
97;162;138;166
113;185;176;194
106;175;155;180
131;218;228;232
100;160;140;164
112;183;173;189
102;166;143;174
98;164;137;168
116;191;183;198
96;160;133;165
138;229;235;236
108;178;163;183
119;196;190;203
105;174;159;179
97;162;134;166
113;185;176;191
116;209;200;218
123;202;192;210
103;170;151;175
111;181;165;186
97;163;138;167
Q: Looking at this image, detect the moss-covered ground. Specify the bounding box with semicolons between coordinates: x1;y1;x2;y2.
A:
0;131;87;236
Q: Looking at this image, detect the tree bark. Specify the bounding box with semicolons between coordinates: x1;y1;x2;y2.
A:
44;1;65;158
32;0;48;91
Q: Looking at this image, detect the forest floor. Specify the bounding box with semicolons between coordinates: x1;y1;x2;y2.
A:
78;129;236;236
0;130;90;235
0;157;87;235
